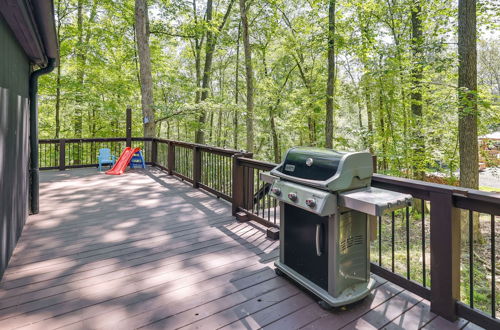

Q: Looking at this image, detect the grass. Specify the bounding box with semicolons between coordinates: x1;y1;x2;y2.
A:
480;186;500;193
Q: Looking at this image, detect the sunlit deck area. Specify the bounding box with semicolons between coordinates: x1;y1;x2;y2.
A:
0;168;481;329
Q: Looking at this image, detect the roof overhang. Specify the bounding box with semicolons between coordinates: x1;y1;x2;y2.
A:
0;0;58;66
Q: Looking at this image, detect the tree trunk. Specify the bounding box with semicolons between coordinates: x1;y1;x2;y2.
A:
239;0;254;153
411;2;425;180
194;43;202;104
55;0;62;139
458;0;478;189
74;0;84;141
194;0;235;144
195;0;213;144
217;107;223;146
325;0;335;148
269;108;280;163
135;0;156;137
365;85;374;153
192;0;202;104
295;60;317;146
458;0;481;242
209;110;214;143
379;89;387;171
234;22;241;150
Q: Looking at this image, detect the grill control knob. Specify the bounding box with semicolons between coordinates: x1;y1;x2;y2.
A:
288;192;298;202
305;198;316;208
271;187;281;196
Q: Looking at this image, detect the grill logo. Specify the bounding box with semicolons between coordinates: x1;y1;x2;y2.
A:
306;158;314;166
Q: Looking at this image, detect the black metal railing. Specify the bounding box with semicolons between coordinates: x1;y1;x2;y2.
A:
233;157;279;228
38;137;499;328
39;138;151;170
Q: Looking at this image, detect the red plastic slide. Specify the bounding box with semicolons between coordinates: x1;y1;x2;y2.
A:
105;147;141;175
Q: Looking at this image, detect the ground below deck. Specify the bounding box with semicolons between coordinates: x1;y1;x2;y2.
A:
0;168;481;329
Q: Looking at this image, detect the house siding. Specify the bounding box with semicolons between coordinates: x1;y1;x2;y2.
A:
0;15;31;279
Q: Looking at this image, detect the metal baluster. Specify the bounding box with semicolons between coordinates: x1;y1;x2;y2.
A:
261;175;265;219
226;157;229;195
243;165;247;210
406;206;410;279
224;156;227;194
391;211;395;272
251;168;256;214
256;170;260;215
491;214;496;318
273;198;277;225
379;216;382;266
203;152;207;185
214;153;217;188
469;209;474;308
267;183;271;221
422;199;426;287
211;152;214;187
223;156;226;194
215;154;218;192
218;155;221;192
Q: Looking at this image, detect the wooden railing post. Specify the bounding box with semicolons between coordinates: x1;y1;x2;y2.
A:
151;138;158;166
429;191;461;321
59;139;66;171
232;154;245;215
193;146;201;188
167;142;175;175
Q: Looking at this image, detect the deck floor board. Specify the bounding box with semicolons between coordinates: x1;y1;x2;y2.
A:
0;168;477;329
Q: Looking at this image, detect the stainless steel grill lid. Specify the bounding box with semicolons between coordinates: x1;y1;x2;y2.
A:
270;147;373;192
277;147;346;181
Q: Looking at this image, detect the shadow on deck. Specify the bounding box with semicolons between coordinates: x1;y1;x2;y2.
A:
0;168;480;329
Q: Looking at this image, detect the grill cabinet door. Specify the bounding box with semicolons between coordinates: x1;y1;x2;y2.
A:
284;204;329;290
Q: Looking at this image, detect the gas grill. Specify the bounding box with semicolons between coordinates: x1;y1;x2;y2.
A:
261;147;412;308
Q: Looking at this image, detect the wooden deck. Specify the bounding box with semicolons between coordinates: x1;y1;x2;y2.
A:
0;168;481;330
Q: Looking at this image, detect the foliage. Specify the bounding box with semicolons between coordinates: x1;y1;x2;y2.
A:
38;0;500;176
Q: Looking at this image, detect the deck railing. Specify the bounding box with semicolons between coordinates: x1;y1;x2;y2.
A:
38;137;499;328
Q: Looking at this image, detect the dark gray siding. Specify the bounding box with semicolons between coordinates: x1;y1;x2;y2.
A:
0;15;31;279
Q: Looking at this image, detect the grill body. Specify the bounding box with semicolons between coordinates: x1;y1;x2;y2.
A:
265;147;412;307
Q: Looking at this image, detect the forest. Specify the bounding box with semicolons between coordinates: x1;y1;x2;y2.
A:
38;0;500;188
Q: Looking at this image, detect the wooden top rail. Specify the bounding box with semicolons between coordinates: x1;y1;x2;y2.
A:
236;158;500;215
372;174;500;215
237;157;276;171
39;137;151;143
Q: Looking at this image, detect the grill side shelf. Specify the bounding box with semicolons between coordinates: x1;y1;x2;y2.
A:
339;187;413;216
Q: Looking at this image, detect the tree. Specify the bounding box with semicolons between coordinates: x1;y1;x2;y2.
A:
325;0;335;149
239;0;254;152
458;0;478;189
195;0;235;143
38;0;500;189
410;1;425;179
233;22;241;149
135;0;156;137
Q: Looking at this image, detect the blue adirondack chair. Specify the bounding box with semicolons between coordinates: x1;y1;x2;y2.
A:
98;148;116;171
